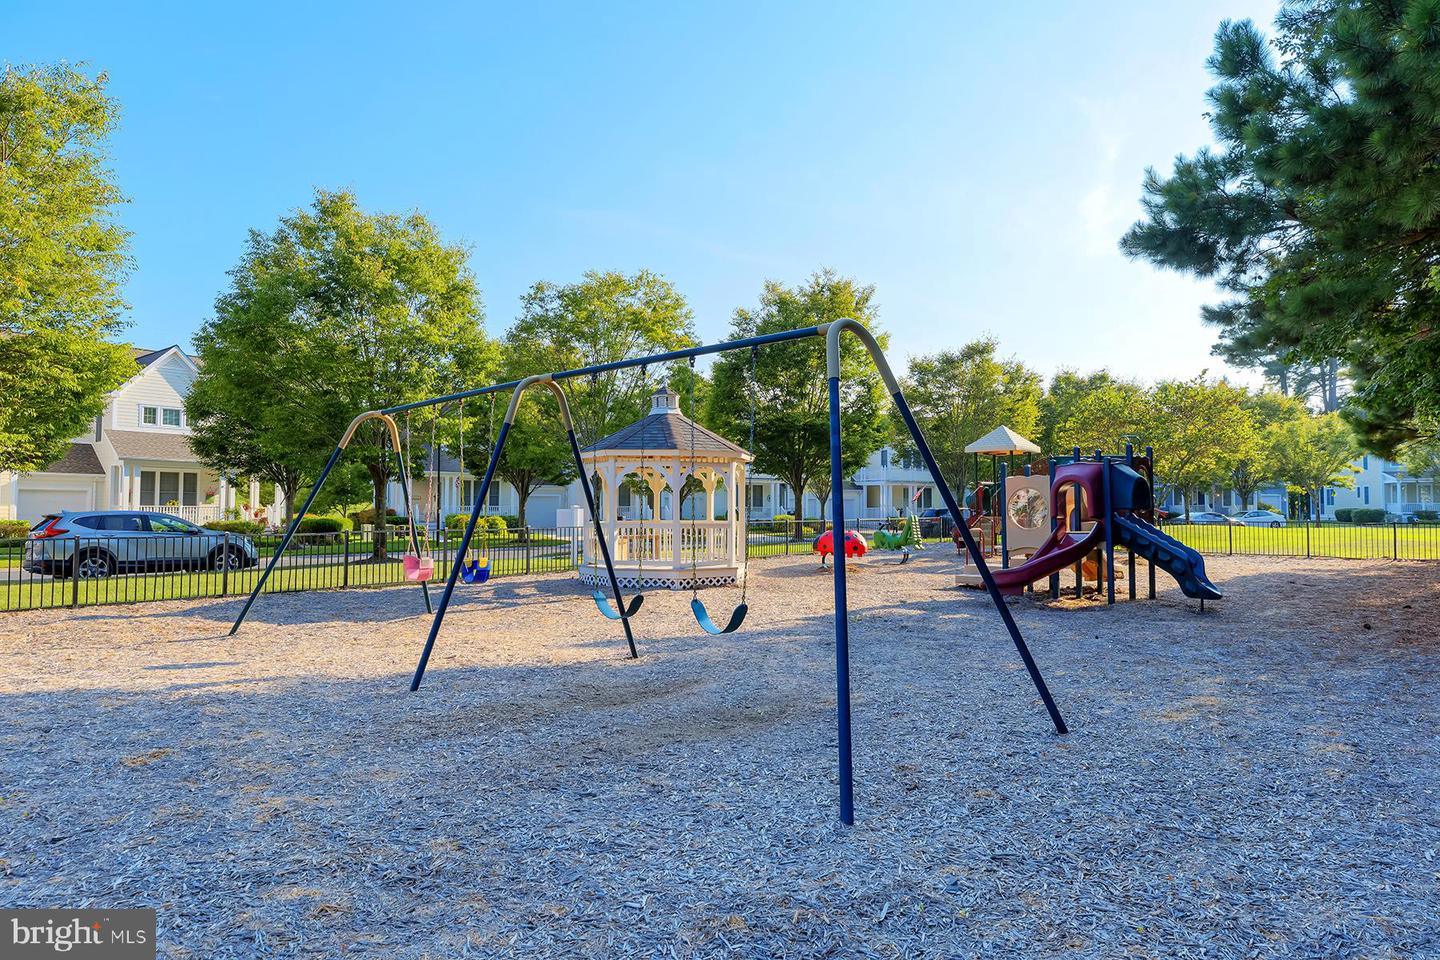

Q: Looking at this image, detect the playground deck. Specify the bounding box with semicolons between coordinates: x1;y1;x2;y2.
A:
1;554;1435;957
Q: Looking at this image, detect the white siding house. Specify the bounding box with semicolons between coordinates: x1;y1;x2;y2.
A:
0;347;285;526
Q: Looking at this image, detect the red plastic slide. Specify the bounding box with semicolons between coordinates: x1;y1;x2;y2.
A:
988;523;1105;595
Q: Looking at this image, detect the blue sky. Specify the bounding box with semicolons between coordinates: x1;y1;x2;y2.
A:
10;1;1281;385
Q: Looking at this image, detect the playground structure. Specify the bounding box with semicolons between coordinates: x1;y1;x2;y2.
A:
960;445;1222;604
225;319;1069;826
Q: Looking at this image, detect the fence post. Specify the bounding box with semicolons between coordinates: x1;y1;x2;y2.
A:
1228;523;1234;556
342;531;351;588
1306;521;1312;559
221;532;231;596
70;536;81;609
525;526;532;574
1393;522;1398;560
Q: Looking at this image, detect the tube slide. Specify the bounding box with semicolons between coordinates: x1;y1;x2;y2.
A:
1111;515;1222;600
989;524;1106;595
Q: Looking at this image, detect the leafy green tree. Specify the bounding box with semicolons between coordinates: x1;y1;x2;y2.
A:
707;270;890;524
481;333;579;530
1058;376;1257;514
894;339;1042;496
1229;391;1307;509
192;189;495;558
508;270;697;447
1121;1;1440;455
1037;370;1132;455
1267;412;1360;522
308;462;373;526
0;64;137;472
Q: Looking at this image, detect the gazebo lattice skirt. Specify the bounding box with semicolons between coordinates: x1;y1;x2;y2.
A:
578;571;742;590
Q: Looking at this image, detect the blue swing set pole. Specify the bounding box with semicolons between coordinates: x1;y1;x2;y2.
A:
411;415;512;691
381;326;827;418
823;322;1068;824
230;411;429;636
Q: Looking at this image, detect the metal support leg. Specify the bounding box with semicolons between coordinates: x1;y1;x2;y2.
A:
565;429;639;658
229;444;344;635
826;376;856;826
410;420;511;690
892;394;1068;735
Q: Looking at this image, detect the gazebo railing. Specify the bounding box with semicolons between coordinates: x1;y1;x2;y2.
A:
585;520;732;566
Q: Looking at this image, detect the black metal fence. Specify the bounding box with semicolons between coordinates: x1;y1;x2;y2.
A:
0;527;585;613
4;518;1436;613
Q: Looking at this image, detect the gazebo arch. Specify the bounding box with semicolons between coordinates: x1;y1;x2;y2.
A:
578;387;752;590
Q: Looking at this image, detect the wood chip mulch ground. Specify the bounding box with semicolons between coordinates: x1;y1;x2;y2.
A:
2;553;1437;958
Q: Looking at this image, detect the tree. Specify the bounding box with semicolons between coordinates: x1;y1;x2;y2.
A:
1037;370;1131;455
1229;391;1307;510
308;462;373;526
0;64;137;472
1056;376;1258;515
707;270;890;524
483;333;578;530
191;190;495;558
1267;413;1360;521
1121;1;1440;456
895;339;1042;496
508;270;697;446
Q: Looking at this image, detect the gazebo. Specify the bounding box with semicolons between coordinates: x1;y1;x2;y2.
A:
577;387;752;590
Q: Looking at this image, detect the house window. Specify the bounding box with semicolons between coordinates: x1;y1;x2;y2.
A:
162;408;182;427
140;470;201;506
142;406;158;425
488;482;501;510
866;486;883;508
1326;489;1335;505
1362;455;1369;469
1363;487;1370;505
918;487;934;509
880;449;889;469
747;484;764;510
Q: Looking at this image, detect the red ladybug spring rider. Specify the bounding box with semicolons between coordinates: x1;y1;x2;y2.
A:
813;529;868;567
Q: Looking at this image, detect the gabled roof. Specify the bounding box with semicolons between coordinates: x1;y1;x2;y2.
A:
582;414;749;457
105;430;198;462
36;443;105;476
130;345;201;371
964;425;1041;455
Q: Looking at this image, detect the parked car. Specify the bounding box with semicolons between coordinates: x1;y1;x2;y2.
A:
1173;511;1242;525
915;507;957;538
23;511;259;579
1232;509;1287;528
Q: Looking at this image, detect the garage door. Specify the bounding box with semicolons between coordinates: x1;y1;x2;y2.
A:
17;487;94;524
525;494;562;528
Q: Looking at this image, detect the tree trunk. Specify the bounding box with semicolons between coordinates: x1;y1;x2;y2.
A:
1182;489;1191;520
367;461;389;560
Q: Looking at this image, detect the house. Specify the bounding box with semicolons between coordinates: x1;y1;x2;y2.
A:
0;347;282;526
1156;452;1437;520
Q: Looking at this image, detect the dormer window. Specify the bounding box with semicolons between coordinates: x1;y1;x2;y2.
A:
142;406;158;425
163;408;182;427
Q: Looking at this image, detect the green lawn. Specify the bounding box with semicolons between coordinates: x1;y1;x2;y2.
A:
1157;522;1440;561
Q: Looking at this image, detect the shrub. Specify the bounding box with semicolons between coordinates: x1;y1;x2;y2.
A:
297;515;348;535
497;514;520;528
353;507;398;527
446;514;509;534
1350;508;1387;524
1333;508;1354;523
772;514;795;523
205;519;264;537
1415;510;1439;523
0;519;31;540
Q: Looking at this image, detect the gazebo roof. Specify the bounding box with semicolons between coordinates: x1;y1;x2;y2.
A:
581;388;750;458
964;425;1041;455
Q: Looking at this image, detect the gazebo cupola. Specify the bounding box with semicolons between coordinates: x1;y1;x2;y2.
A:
578;387;752;590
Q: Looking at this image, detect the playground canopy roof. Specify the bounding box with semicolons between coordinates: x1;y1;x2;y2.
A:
964;425;1041;456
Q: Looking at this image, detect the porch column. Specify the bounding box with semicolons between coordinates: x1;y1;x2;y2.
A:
120;465;132;511
273;484;287;521
669;471;684;582
248;478;261;513
728;462;740;567
129;464;141;508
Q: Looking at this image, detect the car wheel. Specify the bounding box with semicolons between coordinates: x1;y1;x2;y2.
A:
1270;521;1281;528
74;551;115;580
210;545;247;571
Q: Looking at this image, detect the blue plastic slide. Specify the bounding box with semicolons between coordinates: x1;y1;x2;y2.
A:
1111;515;1223;600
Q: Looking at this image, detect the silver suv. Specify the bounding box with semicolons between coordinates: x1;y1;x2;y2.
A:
24;511;259;579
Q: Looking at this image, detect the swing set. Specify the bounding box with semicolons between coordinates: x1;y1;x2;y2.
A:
228;319;1068;825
